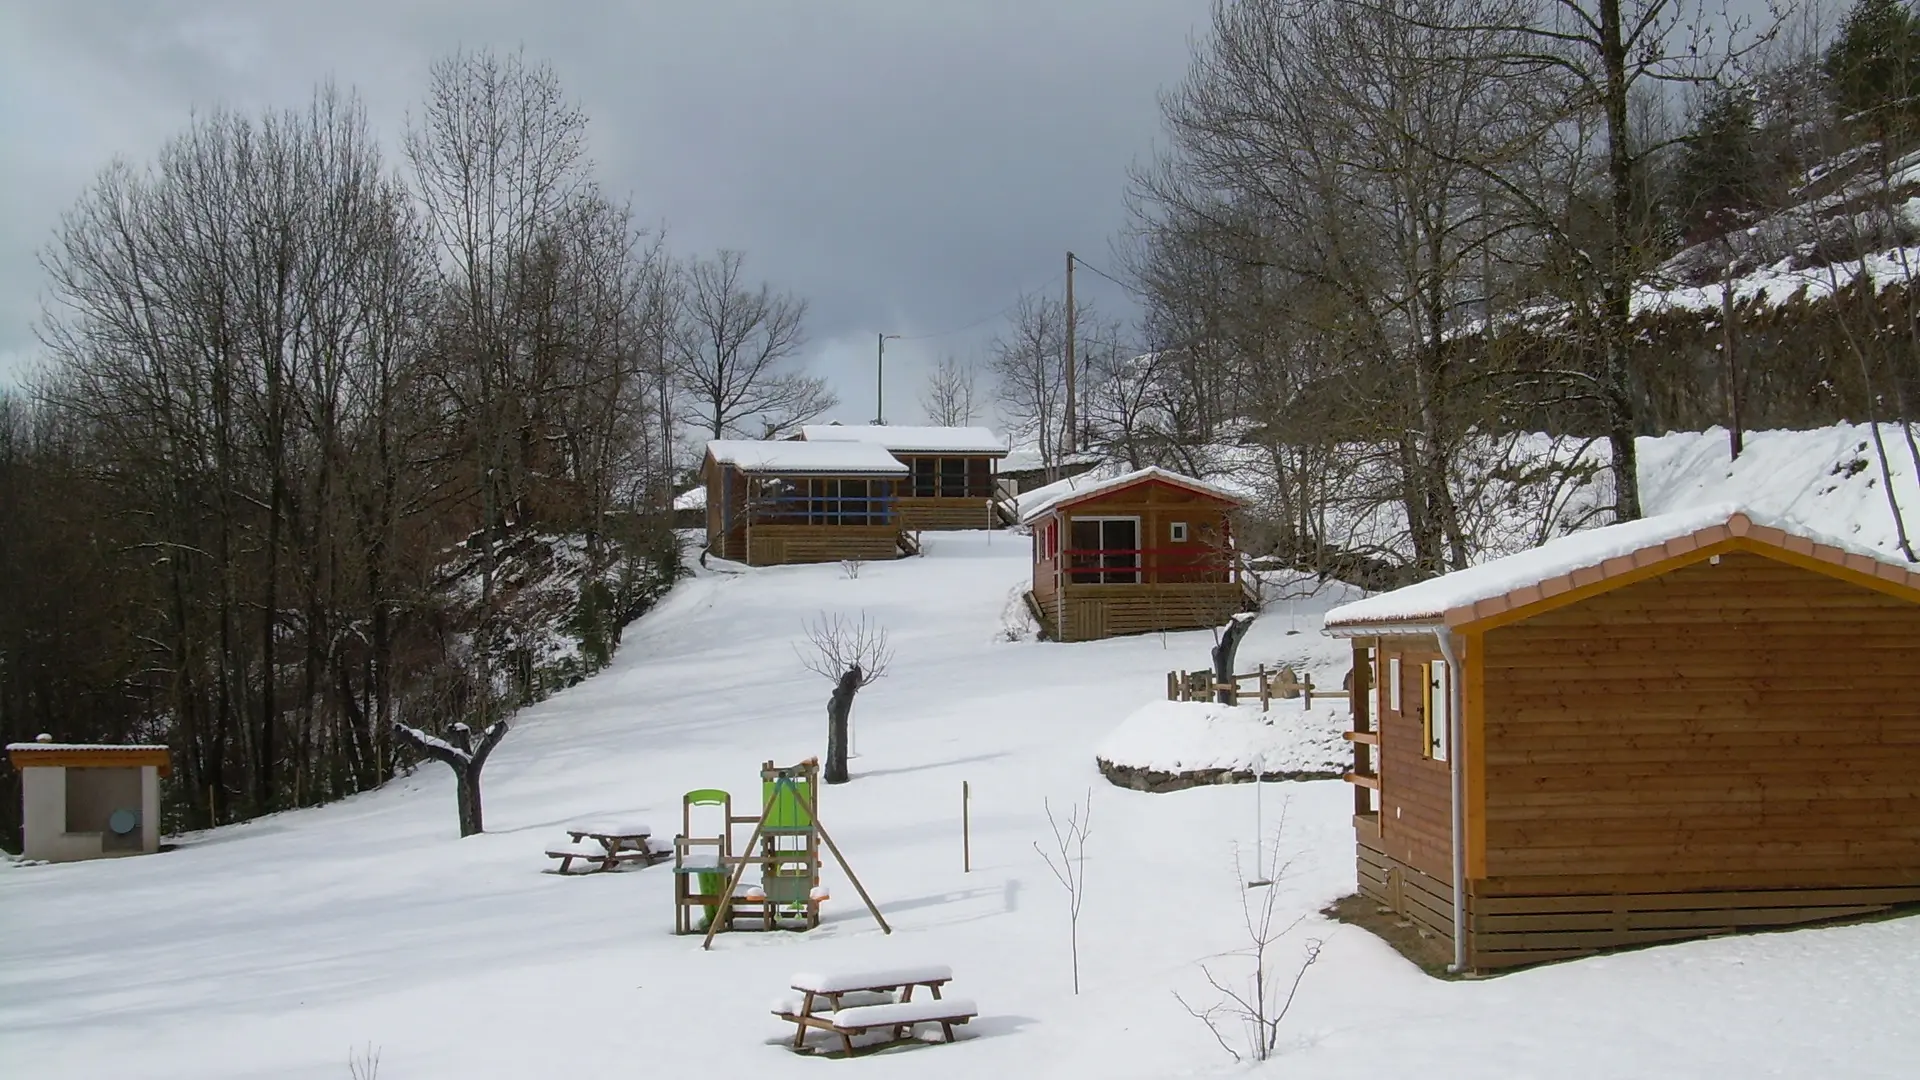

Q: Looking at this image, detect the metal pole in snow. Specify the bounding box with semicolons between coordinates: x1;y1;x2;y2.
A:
1247;775;1271;889
963;780;972;873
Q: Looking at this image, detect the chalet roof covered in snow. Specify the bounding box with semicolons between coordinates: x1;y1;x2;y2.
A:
799;424;1008;455
1018;466;1248;525
1323;503;1920;635
703;440;908;476
672;486;706;512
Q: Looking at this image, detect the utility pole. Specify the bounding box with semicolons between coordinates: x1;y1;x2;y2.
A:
875;333;899;425
1064;251;1076;455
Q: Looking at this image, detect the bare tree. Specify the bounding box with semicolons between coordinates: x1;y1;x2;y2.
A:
1035;791;1093;995
797;612;894;784
1175;801;1324;1063
671;249;831;438
989;292;1097;476
920;353;981;426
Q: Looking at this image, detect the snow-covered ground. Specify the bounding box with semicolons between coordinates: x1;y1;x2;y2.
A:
6;427;1920;1079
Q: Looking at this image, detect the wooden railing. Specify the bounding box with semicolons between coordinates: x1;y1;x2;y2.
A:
1062;546;1238;585
1165;664;1318;712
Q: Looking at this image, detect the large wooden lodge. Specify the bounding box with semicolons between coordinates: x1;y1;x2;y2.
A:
1325;506;1920;971
1022;467;1253;641
702;440;910;566
701;425;1010;566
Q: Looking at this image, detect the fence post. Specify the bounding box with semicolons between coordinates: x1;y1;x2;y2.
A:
1304;673;1315;711
1259;664;1270;713
1167;670;1179;702
963;781;971;873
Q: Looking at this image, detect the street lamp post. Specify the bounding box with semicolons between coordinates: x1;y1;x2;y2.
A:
875;333;900;425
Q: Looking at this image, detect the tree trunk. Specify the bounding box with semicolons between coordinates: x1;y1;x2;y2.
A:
825;665;862;784
393;718;510;838
1212;613;1256;705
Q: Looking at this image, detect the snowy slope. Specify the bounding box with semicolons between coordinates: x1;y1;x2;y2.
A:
4;429;1919;1079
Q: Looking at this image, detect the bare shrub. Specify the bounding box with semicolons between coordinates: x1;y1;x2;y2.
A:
1175;800;1323;1062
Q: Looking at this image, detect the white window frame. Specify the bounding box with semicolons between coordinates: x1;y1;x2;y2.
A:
1387;657;1402;712
1424;660;1451;762
1169;520;1189;543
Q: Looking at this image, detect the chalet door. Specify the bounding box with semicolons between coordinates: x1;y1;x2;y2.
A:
1069;517;1140;584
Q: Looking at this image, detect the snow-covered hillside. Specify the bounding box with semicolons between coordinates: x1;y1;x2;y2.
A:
4;426;1917;1079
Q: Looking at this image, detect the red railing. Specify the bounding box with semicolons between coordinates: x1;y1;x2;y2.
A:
1058;547;1238;584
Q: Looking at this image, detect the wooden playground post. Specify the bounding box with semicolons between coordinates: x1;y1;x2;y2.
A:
790;783;892;936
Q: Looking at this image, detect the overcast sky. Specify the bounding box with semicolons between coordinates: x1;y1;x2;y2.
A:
0;0;1212;423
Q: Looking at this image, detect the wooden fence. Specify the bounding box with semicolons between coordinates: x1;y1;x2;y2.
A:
1166;664;1317;711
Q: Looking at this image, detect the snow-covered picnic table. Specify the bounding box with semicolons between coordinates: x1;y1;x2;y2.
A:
773;965;974;1056
544;821;666;873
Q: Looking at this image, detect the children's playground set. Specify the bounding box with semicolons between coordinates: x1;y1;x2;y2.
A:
546;759;974;1056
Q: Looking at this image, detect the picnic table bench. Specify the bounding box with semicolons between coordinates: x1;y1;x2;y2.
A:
773;965;975;1056
544;821;666;874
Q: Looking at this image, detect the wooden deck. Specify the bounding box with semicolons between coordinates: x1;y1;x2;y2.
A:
894;496;998;532
744;524;900;566
1040;581;1244;642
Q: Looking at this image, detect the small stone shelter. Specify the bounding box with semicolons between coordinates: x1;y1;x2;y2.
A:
798;425;1009;530
1022;466;1251;641
1323;505;1920;971
703;439;910;566
8;737;170;861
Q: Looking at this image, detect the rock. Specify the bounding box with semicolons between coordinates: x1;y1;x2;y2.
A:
1095;757;1344;793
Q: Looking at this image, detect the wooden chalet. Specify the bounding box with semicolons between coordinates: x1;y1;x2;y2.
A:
703;440;909;566
798;425;1009;531
1022;467;1251;642
1324;506;1920;972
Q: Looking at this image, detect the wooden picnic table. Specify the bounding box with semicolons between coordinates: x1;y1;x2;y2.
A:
545;822;665;873
774;966;974;1056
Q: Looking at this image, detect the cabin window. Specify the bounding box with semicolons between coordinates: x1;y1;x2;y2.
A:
1423;660;1451;762
910;456;991;498
1169;521;1189;543
1067;517;1141;584
1387;657;1402;712
796;478;891;525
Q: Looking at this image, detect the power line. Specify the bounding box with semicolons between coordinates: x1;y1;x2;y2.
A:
1066;255;1140;296
894;271;1067;341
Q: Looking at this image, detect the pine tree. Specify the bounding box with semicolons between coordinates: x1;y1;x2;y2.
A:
1674;86;1764;242
1824;0;1920;137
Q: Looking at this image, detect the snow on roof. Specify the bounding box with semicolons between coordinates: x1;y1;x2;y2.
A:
672;486;706;512
6;743;170;753
1017;466;1248;524
999;447;1104;474
1323;503;1920;634
799;425;1008;455
704;440;908;476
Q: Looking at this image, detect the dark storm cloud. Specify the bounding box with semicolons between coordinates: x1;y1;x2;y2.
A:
0;0;1211;421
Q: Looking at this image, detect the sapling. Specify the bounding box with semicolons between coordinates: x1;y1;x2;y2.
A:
797;612;893;783
1035;790;1093;994
1175;798;1323;1062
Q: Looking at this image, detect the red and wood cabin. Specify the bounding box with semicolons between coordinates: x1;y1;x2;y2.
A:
1324;506;1920;972
1022;467;1251;642
703;440;909;566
